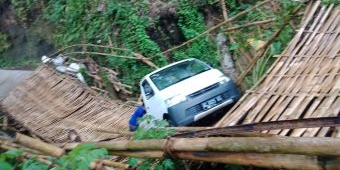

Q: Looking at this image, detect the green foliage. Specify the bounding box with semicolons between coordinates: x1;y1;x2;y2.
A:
225;0;303;87
322;0;340;6
0;144;108;170
55;144;108;170
128;115;176;170
79;67;93;85
0;149;23;170
0;33;11;53
133;115;176;140
41;0;169;91
0;56;39;68
175;0;218;66
154;158;175;170
11;0;40;22
22;158;49;170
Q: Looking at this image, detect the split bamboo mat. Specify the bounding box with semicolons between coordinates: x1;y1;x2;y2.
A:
215;1;340;137
0;65;135;143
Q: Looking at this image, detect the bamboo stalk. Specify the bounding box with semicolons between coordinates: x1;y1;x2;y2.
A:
90;159;130;169
69;136;340;156
15;133;65;157
176;117;340;138
174;152;340;170
220;0;228;21
111;150;164;159
108;150;340;170
94;126;273;137
94;127;133;136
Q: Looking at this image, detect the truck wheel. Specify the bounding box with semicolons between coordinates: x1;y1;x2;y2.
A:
163;114;174;126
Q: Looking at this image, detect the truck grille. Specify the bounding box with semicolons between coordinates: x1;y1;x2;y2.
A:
185;91;230;117
187;83;219;98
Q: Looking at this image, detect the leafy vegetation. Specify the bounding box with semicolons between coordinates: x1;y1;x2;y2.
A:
0;144;108;170
128;115;177;170
3;0;308;90
0;33;10;53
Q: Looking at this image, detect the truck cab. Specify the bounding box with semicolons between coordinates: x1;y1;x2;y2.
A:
140;58;240;126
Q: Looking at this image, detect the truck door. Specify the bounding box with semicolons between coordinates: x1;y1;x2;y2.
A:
141;80;167;120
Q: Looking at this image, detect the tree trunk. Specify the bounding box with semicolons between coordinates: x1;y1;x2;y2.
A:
216;33;238;81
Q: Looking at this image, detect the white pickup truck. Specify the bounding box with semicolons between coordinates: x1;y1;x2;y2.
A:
140;58;240;126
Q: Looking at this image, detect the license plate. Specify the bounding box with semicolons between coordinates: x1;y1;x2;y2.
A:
201;95;223;110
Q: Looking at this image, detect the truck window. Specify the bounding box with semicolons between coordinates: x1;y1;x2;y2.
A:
142;80;154;99
150;59;211;90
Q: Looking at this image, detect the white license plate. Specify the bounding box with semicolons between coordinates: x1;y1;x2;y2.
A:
201;95;223;110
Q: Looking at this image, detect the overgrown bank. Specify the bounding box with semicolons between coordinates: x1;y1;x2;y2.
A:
0;0;306;96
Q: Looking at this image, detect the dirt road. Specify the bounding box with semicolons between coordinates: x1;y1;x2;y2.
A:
0;69;32;100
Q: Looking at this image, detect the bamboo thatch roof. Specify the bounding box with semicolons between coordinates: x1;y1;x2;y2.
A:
215;1;340;137
1;65;135;143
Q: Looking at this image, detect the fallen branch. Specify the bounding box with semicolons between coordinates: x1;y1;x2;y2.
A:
224;19;275;32
63;51;136;59
48;44;130;58
133;52;159;69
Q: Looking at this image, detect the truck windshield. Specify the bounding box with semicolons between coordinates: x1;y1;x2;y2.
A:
150;59;211;90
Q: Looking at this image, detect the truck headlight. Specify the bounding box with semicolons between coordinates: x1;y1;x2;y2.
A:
165;94;187;107
218;76;231;84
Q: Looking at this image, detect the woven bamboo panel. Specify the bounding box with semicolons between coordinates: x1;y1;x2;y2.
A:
1;65;135;143
215;1;340;137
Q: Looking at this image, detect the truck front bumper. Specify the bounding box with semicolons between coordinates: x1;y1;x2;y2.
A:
167;81;240;126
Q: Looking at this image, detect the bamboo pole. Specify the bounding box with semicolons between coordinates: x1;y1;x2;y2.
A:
15;133;65;157
94;126;273;137
90;159;130;170
71;136;340;156
174;152;340;170
106;150;340;170
111;151;164;159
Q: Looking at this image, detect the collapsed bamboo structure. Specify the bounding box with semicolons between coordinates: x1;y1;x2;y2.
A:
216;1;340;138
0;1;339;169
